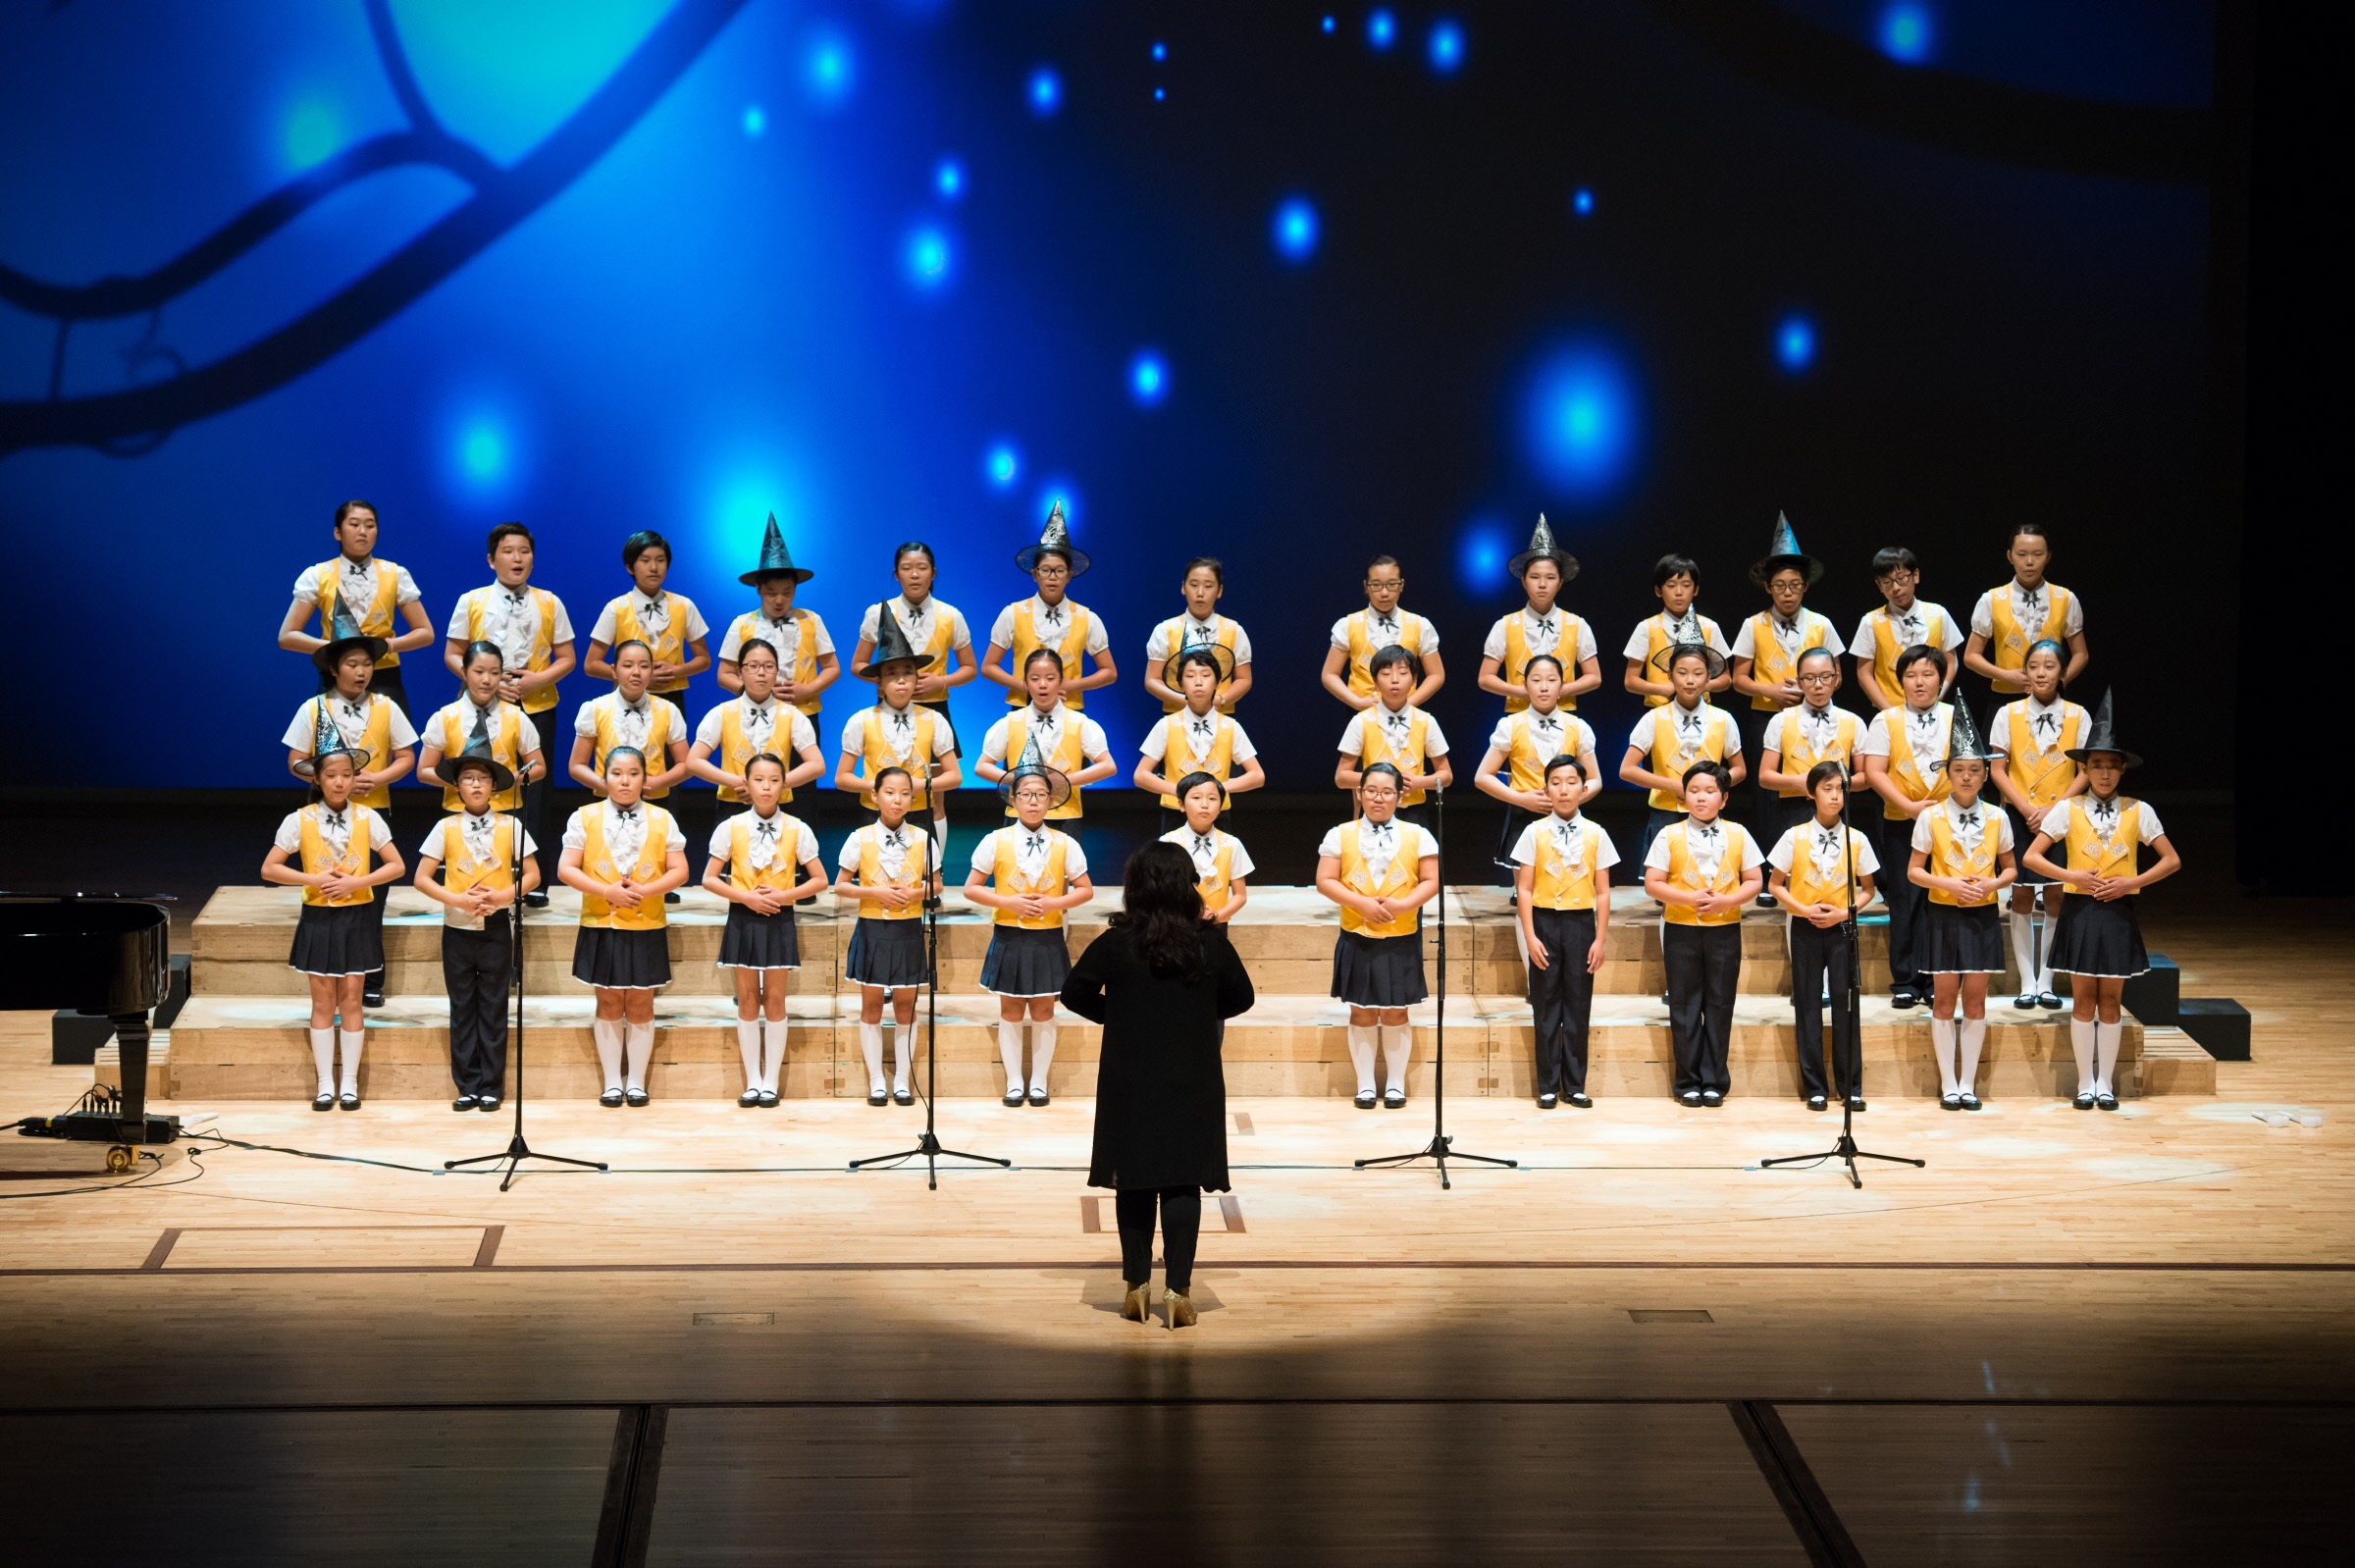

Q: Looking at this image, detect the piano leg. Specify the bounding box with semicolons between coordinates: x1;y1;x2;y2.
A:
112;1013;150;1139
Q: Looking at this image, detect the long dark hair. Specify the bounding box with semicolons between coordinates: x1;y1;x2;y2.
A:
1110;842;1206;980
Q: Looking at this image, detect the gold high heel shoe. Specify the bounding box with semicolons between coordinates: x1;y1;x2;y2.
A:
1166;1289;1197;1330
1122;1281;1151;1323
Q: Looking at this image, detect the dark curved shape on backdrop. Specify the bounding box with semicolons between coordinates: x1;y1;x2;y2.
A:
1639;0;2213;185
0;0;751;459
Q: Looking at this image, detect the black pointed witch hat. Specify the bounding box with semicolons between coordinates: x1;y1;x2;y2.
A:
2064;689;2142;769
739;513;815;586
1933;700;1999;772
1505;513;1579;581
311;595;390;674
1749;510;1825;589
998;730;1074;811
858;601;924;680
447;705;516;793
1015;499;1090;577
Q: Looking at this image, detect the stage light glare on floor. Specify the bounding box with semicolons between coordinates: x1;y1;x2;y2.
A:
1128;351;1169;406
1776;314;1816;373
1878;3;1935;65
934;157;964;199
1273;196;1320;263
984;442;1020;489
1368;9;1396;50
1429;21;1465;75
1028;67;1063;116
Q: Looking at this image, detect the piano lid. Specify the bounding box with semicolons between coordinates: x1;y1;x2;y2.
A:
0;894;173;1016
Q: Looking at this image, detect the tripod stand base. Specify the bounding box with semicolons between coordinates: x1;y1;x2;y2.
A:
1758;1127;1924;1190
850;1128;1012;1191
445;1133;609;1192
1356;1134;1517;1191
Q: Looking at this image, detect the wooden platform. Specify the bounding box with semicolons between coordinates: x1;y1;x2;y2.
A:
152;884;2208;1103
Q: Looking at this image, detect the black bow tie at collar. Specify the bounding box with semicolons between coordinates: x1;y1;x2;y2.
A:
1817;827;1841;848
754;819;778;839
1531;614;1555;637
1911;707;1938;729
614;806;640;822
889;710;912;733
1365;820;1394;838
1022;832;1047;852
1383;709;1411;731
1680;712;1701;735
322;810;347;831
1957;808;1980;828
1534;713;1560;733
622;696;650;716
1694;821;1719;840
340;700;365;719
1193;833;1217;854
883;827;906;848
2033;712;2058;735
2090;799;2119;822
1190;716;1215;738
1040;603;1065;628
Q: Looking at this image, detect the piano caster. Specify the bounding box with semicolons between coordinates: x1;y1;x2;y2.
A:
105;1145;135;1174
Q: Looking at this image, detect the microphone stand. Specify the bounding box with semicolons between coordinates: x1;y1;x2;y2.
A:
1760;774;1923;1188
1357;785;1517;1190
851;800;1010;1189
447;792;608;1190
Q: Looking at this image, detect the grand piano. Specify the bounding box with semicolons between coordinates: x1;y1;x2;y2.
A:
2;893;177;1147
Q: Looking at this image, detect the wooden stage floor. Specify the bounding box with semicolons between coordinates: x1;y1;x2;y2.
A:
2;807;2349;1565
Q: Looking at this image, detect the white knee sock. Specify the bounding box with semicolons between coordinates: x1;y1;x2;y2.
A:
2069;1019;2096;1095
308;1027;335;1095
2094;1019;2122;1096
592;1018;624;1092
889;1021;910;1090
338;1029;364;1096
998;1021;1024;1095
1381;1024;1414;1094
1930;1017;1959;1095
1346;1024;1378;1096
2010;913;2039;996
1959;1018;1986;1094
623;1021;654;1093
760;1018;787;1093
1028;1022;1057;1094
736;1018;762;1091
860;1021;886;1092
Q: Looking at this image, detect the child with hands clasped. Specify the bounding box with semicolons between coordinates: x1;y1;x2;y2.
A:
1622;553;1731;706
279;498;435;713
966;744;1096;1107
834;768;939;1106
1964;523;2088;696
1907;706;2016;1112
1619;633;1743;862
585;530;710;706
1315;763;1440;1110
975;649;1118;821
411;752;539;1114
1987;640;2089;1011
1135;648;1265;831
558;748;690;1108
418;643;549;813
982;503;1117;710
261;742;406;1112
714;514;838;716
1475;653;1600;869
1162;772;1255;931
1143;557;1253;713
702;754;829;1108
1334;645;1452;828
1323;554;1444;710
1511;756;1618;1110
689;640;826;807
1643;762;1763;1108
1857;646;1955;1009
1765;761;1880;1113
1480;516;1599;712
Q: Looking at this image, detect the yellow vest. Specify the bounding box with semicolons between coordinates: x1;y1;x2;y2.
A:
1156;614;1240;713
460;586;561;713
296;804;379;908
1335;819;1424;938
1005;600;1095;710
1170;832;1240;914
1923;806;2001;908
724;810;811;896
1878;706;1954;822
1341;609;1428;702
1744;611;1830;711
1864;606;1948;706
1526;819;1601;912
1498;709;1584;794
1783;823;1869;910
1658;820;1750;927
1153;710;1238;810
990;829;1073;929
999;709;1089;820
433;702;526;812
313;557;401;668
1770;707;1861;799
605;593;700;695
301;695;396;810
587;695;681;801
853;824;928;921
2000;702;2085;813
1500;611;1588;712
576;804;673;931
1986;585;2072;695
440;813;515;924
1354;706;1439;807
854;704;944;810
1636;613;1719;706
726;609;824;718
1646;703;1733;812
711;700;801;805
2060;797;2142;895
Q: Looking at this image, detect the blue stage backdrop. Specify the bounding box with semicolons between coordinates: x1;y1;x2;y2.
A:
0;2;2225;790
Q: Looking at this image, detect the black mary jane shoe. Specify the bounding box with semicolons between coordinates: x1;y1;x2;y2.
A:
1383;1088;1407;1110
742;1088;766;1108
866;1088;888;1107
624;1087;651;1108
362;989;386;1010
1806;1095;1828;1113
1679;1090;1702;1108
2037;991;2066;1011
2073;1091;2097;1110
1939;1092;1963;1111
758;1090;778;1108
1568;1091;1593;1109
1960;1092;1983;1112
312;1091;337;1113
1846;1095;1867;1113
452;1094;479;1113
1003;1090;1025;1108
477;1096;500;1114
522;891;550;909
600;1088;626;1108
2097;1092;2120;1112
1701;1090;1724;1108
2011;992;2039;1012
1028;1089;1051;1108
892;1087;914;1106
663;891;681;904
1890;990;1920;1010
1537;1093;1558;1110
338;1092;362;1112
1354;1090;1378;1110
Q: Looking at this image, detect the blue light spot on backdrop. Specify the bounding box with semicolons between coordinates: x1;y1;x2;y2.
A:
438;395;527;505
804;28;856;108
1035;477;1084;533
1878;4;1935;65
1129;351;1168;406
1322;15;1336;34
281;97;341;173
740;104;766;138
985;442;1021;491
934;157;964;199
1367;10;1395;50
1521;343;1641;501
1273;196;1320;263
1572;187;1595;217
1151;41;1168;63
1776;314;1816;373
1456;519;1511;596
904;224;954;291
1028;67;1062;116
1428;21;1465;74
460;424;504;484
1153;86;1166;101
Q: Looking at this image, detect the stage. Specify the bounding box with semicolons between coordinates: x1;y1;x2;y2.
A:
3;801;2348;1564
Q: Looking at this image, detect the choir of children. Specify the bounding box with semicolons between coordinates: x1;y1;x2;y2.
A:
266;507;2163;1118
